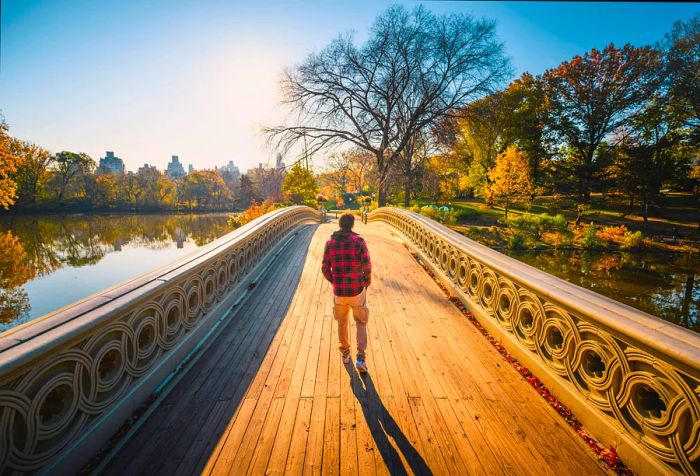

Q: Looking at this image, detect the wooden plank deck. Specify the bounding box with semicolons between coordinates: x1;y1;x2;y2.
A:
105;220;608;475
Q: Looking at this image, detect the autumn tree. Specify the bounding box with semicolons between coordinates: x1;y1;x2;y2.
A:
422;154;467;203
486;146;535;223
0;122;19;210
282;162;319;205
267;5;510;206
178;170;233;210
9;139;53;207
542;44;662;204
90;175;118;209
501;74;552;189
134;167;162;208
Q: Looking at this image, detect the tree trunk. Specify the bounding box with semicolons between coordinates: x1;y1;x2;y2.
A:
404;183;411;207
378;187;387;207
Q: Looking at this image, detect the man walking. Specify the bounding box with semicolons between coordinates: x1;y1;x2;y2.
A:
322;213;372;373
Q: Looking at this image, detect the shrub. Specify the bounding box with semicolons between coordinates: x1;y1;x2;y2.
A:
228;201;279;229
453;207;477;223
580;224;601;249
420;205;442;221
508;233;527;250
621;230;644;249
597;225;628;242
509;212;566;241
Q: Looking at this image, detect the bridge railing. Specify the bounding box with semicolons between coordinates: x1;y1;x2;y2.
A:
0;206;320;474
369;207;700;476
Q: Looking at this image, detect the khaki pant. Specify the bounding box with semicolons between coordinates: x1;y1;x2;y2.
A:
333;288;369;360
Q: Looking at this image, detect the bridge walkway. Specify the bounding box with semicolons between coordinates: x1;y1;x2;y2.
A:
105;219;607;475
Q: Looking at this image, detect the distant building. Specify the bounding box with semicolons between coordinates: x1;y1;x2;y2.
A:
188;164;194;174
138;163;158;174
166;155;186;179
275;153;286;170
98;151;125;174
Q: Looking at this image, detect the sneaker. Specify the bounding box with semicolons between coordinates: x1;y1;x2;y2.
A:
342;354;351;364
356;359;368;373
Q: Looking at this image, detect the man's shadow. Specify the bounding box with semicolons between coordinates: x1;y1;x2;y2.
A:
344;365;432;476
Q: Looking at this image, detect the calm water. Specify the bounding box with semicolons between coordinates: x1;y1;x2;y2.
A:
507;249;699;332
0;213;234;332
0;214;697;334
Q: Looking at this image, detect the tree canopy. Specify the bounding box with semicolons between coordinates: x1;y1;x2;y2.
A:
268;4;510;205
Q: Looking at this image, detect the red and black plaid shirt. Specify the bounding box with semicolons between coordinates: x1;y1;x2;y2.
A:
322;230;372;297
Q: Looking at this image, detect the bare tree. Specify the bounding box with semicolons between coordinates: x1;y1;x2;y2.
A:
396;126;435;206
266;5;510;206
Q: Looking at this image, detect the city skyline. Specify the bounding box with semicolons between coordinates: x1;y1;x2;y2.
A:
2;1;698;172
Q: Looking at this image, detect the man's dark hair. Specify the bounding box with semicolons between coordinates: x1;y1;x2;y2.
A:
339;213;355;231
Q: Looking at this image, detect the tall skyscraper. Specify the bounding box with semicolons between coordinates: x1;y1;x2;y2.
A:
97;151;126;174
166;155;186;179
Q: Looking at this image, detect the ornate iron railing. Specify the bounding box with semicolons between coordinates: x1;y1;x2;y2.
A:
0;206;320;474
369;207;700;476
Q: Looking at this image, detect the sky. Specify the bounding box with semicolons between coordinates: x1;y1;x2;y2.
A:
1;1;699;173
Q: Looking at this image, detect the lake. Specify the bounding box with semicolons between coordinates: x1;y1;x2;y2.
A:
0;213;697;334
0;213;234;332
507;249;699;332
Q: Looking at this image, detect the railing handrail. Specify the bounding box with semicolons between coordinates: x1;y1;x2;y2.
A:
386;208;700;375
370;206;700;475
0;205;320;474
0;207;305;369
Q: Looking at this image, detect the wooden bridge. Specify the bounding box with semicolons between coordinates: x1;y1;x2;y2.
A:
1;207;699;475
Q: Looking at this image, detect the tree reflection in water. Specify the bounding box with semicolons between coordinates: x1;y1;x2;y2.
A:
0;214;234;328
507;249;700;332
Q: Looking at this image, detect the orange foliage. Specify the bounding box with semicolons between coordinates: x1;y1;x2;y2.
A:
228;201;280;229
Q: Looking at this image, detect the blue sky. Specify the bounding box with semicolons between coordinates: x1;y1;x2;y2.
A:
2;1;698;172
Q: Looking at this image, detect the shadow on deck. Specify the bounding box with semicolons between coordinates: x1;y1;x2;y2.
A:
104;220;607;476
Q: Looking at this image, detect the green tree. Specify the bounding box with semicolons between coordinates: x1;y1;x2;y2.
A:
50;151;94;202
282;162;318;205
663;14;699;143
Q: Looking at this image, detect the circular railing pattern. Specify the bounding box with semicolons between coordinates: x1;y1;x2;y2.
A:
369;207;700;475
0;206;319;473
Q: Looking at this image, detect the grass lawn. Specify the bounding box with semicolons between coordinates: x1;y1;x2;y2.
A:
407;193;699;252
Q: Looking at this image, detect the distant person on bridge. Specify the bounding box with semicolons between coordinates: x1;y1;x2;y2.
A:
322;213;372;373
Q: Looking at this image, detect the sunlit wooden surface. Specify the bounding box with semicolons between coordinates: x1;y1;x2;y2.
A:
105;219;607;475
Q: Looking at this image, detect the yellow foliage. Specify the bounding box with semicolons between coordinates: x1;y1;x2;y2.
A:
0;122;19;209
485;146;534;218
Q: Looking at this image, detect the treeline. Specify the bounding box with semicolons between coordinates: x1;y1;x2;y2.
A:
292;7;698;225
0;131;303;212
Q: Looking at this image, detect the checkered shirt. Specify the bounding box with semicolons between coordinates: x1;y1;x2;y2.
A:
322;230;372;297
